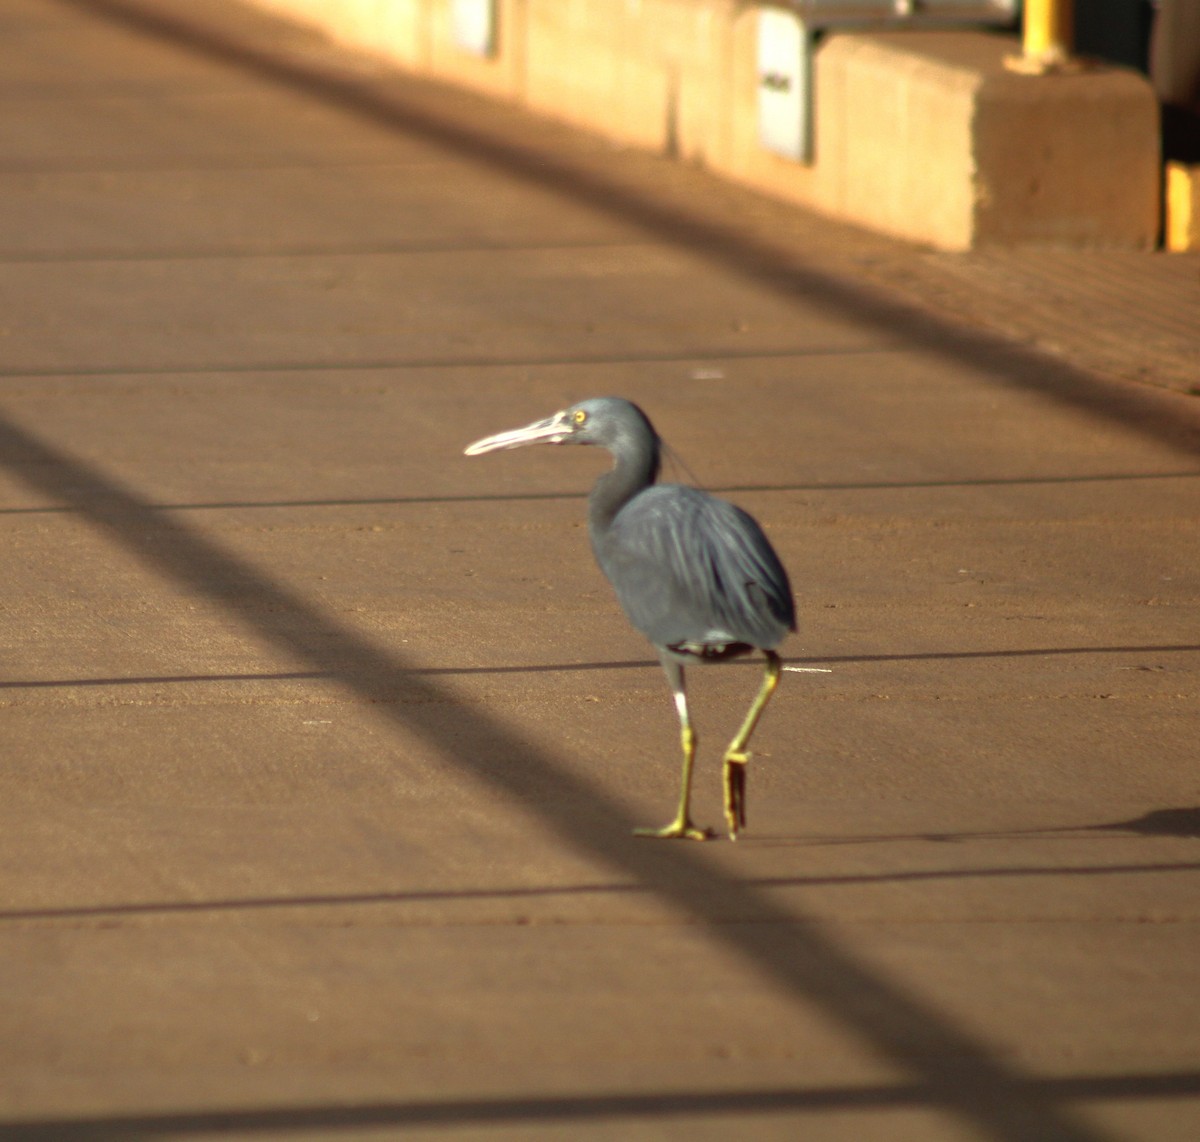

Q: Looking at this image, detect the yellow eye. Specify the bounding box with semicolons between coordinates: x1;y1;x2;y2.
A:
573;410;587;424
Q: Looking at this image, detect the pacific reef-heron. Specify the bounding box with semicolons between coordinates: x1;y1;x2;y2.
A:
465;397;795;840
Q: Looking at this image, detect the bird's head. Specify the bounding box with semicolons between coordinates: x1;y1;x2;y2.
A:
464;397;655;456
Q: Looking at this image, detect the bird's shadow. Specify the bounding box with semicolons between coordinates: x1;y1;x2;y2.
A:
748;807;1200;847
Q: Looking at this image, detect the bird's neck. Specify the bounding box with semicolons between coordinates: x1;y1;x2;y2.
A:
588;434;660;540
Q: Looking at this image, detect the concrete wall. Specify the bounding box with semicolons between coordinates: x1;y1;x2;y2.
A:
241;0;1162;250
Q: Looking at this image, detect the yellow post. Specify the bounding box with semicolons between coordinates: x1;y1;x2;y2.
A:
1166;162;1200;252
1007;0;1074;74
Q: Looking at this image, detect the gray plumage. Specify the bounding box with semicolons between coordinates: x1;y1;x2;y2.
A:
466;396;794;839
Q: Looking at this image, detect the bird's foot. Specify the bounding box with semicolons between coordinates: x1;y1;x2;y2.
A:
722;751;750;840
634;817;713;841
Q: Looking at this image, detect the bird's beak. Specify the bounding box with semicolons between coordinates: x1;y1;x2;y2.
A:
464;410;573;455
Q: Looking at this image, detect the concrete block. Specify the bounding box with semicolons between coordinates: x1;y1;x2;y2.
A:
522;0;734;155
523;0;669;150
815;33;985;250
426;0;523;98
972;57;1162;246
810;32;1161;250
248;0;432;66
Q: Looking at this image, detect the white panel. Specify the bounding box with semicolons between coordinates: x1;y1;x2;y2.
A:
757;9;810;162
452;0;496;58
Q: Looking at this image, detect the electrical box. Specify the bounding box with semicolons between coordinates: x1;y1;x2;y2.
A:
757;9;811;162
452;0;497;57
756;2;1017;162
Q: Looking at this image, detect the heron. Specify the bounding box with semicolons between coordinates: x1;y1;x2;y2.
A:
465;397;795;840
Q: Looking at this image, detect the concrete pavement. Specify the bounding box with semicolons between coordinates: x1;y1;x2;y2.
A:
1;1;1199;1139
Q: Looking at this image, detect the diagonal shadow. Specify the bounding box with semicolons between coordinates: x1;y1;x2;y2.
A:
2;1071;1199;1140
0;416;1110;1142
53;0;1200;460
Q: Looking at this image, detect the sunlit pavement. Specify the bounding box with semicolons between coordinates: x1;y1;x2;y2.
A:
1;2;1198;1139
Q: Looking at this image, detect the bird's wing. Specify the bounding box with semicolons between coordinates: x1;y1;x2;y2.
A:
599;485;794;650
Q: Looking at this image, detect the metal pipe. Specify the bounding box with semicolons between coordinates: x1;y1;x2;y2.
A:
1021;0;1073;68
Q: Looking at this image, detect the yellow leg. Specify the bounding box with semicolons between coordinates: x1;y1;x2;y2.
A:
722;651;782;840
635;663;712;840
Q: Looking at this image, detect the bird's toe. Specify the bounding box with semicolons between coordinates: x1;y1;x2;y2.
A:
634;820;713;841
